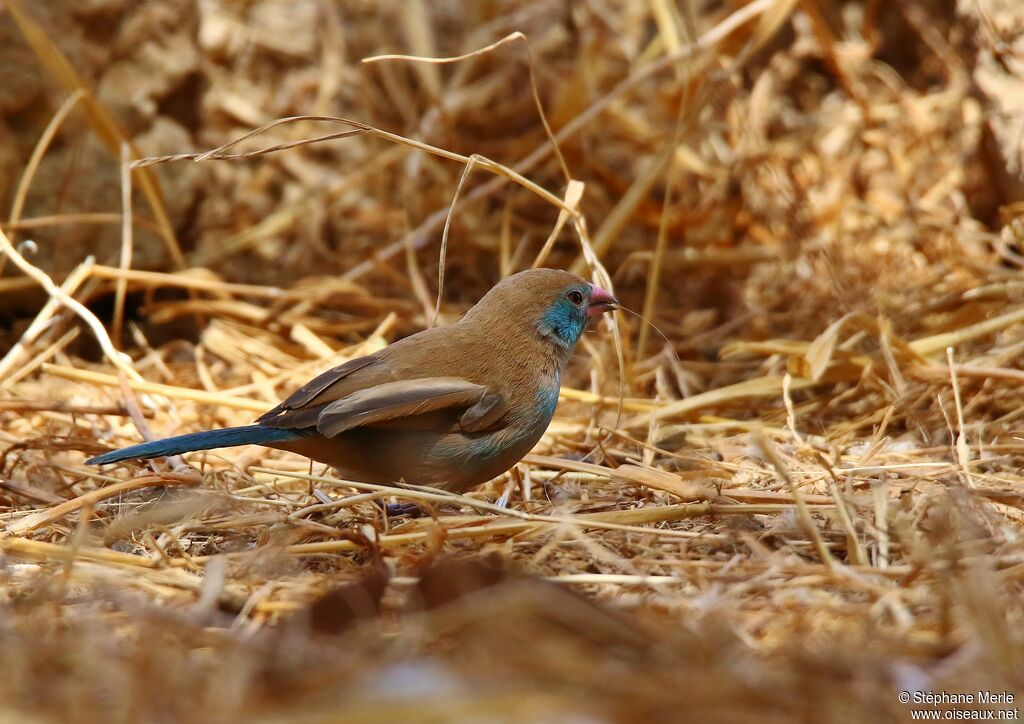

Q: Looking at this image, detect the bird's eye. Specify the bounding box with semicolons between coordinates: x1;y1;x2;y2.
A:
567;290;584;305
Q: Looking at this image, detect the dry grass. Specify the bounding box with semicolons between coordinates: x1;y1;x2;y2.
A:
2;0;1024;721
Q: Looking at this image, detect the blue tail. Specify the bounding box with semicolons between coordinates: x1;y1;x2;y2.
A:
87;425;302;465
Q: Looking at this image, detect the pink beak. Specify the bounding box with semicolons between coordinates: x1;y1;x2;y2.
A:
586;283;619;317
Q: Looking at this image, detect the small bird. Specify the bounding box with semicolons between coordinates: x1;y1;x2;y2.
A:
88;269;618;492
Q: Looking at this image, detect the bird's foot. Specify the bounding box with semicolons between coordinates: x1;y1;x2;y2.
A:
381;500;424;518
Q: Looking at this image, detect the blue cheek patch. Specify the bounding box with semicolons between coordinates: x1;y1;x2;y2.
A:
540;300;585;349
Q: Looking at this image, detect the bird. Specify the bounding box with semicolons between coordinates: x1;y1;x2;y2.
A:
88;268;618;493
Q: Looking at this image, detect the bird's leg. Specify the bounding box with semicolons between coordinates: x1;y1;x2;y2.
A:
495;465;526;509
495;477;517;509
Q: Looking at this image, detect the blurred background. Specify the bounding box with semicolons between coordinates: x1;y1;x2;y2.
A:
2;0;1019;351
1;1;1024;722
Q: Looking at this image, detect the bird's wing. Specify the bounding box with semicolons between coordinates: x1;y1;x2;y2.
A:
257;330;510;436
315;377;497;438
256;353;390;429
458;390;509;433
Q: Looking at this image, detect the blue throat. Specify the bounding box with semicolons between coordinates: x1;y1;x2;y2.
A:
538;300;586;351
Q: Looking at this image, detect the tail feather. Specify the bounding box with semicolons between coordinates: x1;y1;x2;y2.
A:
87;425;302;465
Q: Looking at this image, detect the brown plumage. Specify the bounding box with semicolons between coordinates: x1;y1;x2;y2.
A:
88;269;618;492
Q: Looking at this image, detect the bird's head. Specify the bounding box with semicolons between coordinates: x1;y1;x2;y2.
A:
461;268;618;353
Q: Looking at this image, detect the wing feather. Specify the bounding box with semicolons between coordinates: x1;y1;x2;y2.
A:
458;391;508;433
257;354;384;426
316;377;491;438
